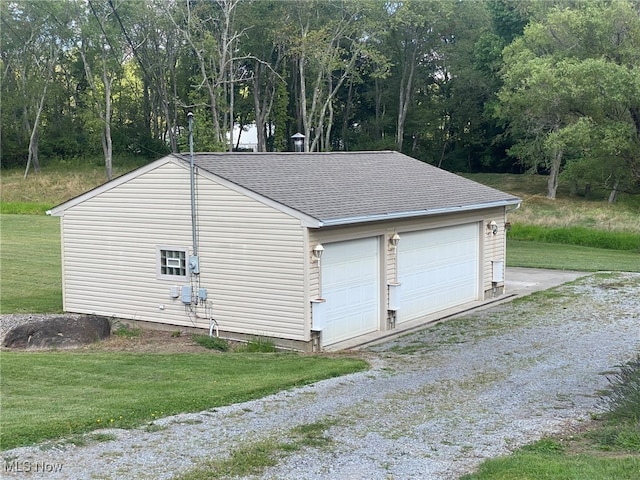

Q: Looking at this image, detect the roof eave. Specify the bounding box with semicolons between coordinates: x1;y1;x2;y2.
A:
317;199;522;228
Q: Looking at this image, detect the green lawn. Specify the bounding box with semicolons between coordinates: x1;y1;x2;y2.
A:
461;450;640;480
0;351;367;450
508;239;640;272
0;214;62;313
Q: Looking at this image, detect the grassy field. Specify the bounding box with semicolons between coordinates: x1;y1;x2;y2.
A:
508;240;639;272
0;351;367;450
0;158;148;214
0;214;62;313
464;172;640;235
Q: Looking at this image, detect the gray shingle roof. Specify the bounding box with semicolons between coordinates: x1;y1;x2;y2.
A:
181;151;520;226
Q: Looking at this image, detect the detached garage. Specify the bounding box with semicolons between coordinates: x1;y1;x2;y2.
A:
48;151;520;351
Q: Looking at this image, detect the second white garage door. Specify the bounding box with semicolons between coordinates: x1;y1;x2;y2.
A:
320;237;380;346
397;224;479;323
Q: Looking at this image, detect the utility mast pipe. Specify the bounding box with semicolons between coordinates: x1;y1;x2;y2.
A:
187;112;198;257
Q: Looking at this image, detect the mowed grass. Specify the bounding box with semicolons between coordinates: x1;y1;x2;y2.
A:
0;351;367;450
0;214;62;313
461;449;640;480
0;210;368;452
508;240;640;272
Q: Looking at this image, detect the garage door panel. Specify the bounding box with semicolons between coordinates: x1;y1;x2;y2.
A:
320;238;379;346
398;224;479;323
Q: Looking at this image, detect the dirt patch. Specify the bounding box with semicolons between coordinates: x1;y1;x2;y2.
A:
1;315;220;354
543;417;639;459
82;329;220;354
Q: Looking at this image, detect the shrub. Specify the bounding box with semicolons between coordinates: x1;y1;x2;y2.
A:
239;337;278;353
113;324;142;338
192;334;229;351
602;354;640;422
521;438;564;454
508;224;640;251
593;353;640;453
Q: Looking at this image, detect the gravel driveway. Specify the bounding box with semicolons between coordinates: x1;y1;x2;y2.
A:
3;271;640;479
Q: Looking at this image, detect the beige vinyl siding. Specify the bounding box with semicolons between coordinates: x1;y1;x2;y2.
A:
194;174;306;340
481;207;507;292
61;161;307;340
61;162;193;326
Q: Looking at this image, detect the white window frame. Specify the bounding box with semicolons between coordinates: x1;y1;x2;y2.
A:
157;246;189;280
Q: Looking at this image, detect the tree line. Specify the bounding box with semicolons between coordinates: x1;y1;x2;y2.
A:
1;0;639;200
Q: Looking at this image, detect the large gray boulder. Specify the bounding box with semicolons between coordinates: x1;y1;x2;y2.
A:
3;315;111;349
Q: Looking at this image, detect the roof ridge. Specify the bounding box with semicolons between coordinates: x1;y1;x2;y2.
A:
183;150;398;156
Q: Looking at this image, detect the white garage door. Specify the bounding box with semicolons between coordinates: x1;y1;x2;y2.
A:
320;238;380;346
397;224;479;323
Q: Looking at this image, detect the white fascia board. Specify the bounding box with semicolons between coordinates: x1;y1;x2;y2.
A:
192;167;322;228
46;155;179;217
317;199;522;228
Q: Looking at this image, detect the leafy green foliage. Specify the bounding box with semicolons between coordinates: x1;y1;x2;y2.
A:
113;324;143;338
508;224;640;251
495;1;640;198
238;338;278;353
192;334;230;352
601;355;640;426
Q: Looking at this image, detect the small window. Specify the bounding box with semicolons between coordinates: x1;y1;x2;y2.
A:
157;247;188;279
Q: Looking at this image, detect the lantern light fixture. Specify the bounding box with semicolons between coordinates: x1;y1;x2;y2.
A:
389;232;401;249
312;244;324;262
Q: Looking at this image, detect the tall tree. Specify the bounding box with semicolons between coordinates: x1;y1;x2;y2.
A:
112;0;180;154
411;0;494;170
235;1;288;152
286;0;381;152
383;1;461;153
1;1;73;176
495;1;640;199
76;0;130;180
166;0;244;151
